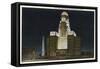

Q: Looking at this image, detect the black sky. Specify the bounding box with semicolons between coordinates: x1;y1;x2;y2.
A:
22;7;94;54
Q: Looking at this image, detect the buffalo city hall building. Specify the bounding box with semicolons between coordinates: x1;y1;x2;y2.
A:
41;11;81;59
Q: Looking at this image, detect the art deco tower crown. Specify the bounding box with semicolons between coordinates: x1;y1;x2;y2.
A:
58;11;76;37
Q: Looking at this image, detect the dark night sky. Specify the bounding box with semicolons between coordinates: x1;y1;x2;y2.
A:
22;7;94;54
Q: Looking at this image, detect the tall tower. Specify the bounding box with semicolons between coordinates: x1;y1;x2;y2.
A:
57;11;69;49
57;11;76;49
58;11;70;37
